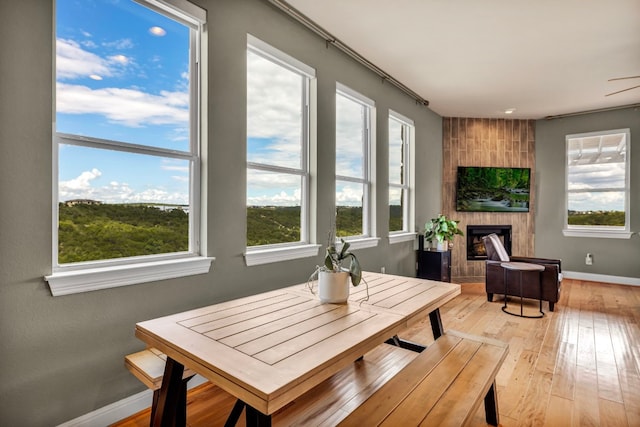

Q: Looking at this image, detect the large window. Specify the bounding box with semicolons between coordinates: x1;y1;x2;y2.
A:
245;36;319;265
388;111;414;237
48;0;210;295
335;84;375;242
564;129;631;238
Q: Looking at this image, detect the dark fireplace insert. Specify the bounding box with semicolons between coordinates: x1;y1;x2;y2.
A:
466;225;512;260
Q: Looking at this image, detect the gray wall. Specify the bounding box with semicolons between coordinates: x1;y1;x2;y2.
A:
0;0;442;425
535;107;640;277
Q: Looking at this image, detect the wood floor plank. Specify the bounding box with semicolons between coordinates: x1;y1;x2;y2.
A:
599;398;629;427
543;395;573;426
572;362;600;427
111;279;640;427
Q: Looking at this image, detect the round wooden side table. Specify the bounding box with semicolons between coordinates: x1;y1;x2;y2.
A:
500;261;545;318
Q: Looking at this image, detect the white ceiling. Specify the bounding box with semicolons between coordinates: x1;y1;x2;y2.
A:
285;0;640;119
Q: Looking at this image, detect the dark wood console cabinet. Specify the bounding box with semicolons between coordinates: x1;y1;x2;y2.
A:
417;249;451;282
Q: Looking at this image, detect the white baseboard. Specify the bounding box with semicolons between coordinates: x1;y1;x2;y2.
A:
563;271;640;286
57;375;208;427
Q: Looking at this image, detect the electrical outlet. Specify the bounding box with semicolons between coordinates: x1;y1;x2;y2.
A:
585;253;593;265
381;266;386;274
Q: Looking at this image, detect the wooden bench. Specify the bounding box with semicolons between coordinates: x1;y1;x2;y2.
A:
124;348;196;425
338;330;509;426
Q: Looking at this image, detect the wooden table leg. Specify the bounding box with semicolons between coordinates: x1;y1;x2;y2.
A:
245;405;272;427
429;308;444;340
152;357;185;427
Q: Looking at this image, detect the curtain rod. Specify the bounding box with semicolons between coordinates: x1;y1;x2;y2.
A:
544;103;640;120
267;0;430;107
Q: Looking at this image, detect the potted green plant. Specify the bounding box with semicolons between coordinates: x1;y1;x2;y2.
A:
309;226;362;304
424;214;464;251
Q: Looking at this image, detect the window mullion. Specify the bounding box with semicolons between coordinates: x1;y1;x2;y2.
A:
56;133;194;161
248;162;305;176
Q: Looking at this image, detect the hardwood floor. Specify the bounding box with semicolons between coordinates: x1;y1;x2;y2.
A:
112;279;640;426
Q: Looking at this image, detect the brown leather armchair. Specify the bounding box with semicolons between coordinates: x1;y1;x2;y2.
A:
483;233;562;311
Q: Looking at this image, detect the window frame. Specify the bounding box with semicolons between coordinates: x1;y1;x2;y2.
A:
563;128;632;239
46;0;213;296
388;110;416;244
244;35;320;266
335;83;378;250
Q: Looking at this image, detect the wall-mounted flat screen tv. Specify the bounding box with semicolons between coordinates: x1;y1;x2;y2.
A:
456;166;531;212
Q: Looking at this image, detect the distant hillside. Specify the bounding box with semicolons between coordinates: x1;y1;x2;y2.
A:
58;203;188;263
59;204;399;263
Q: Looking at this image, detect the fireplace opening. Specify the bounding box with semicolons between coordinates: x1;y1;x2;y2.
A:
466;225;512;260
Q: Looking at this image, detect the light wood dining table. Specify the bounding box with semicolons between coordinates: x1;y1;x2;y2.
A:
135;271;461;426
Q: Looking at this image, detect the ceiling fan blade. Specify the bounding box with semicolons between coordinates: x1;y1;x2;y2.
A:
605;84;640;96
608;75;640;81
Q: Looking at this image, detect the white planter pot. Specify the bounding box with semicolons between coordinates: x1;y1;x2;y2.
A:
436;240;447;251
318;270;350;304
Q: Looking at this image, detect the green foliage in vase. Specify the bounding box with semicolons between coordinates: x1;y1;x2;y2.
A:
424;214;464;244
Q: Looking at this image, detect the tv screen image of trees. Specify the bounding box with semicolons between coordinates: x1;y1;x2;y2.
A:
456;167;531;212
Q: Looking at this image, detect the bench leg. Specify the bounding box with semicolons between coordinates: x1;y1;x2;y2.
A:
150;390;159;427
384;335;426;353
152;357;185;427
149;375;193;427
429;308;444;340
484;380;500;426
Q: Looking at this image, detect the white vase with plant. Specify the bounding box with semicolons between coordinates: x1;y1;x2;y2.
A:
310;226;362;304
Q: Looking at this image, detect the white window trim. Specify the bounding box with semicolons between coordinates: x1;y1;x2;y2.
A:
245;37;316;260
563;128;631;239
47;0;210;295
244;243;321;266
46;256;214;296
388;232;417;244
336;237;380;251
562;228;632;239
388;110;415;240
335;83;376;240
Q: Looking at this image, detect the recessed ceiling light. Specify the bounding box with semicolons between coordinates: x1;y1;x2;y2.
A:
149;26;166;36
504;108;516;114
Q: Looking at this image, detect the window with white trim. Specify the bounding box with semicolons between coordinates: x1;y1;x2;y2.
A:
335;84;375;241
564;128;631;239
246;36;315;253
48;0;210;295
388;111;414;236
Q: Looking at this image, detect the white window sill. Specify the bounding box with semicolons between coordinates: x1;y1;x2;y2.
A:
245;243;321;266
338;237;380;251
45;256;215;296
388;232;416;244
562;228;633;239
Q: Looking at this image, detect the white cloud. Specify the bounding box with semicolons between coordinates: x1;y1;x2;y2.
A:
56;39;112;80
336;182;363;206
103;38;134;50
161;164;189;172
336;93;366;178
247;189;301;206
60;168;102;193
59;169;188;205
247;51;303;168
56;36;189;128
56;82;188;127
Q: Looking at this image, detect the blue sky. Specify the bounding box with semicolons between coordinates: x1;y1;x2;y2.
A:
56;0;190;204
